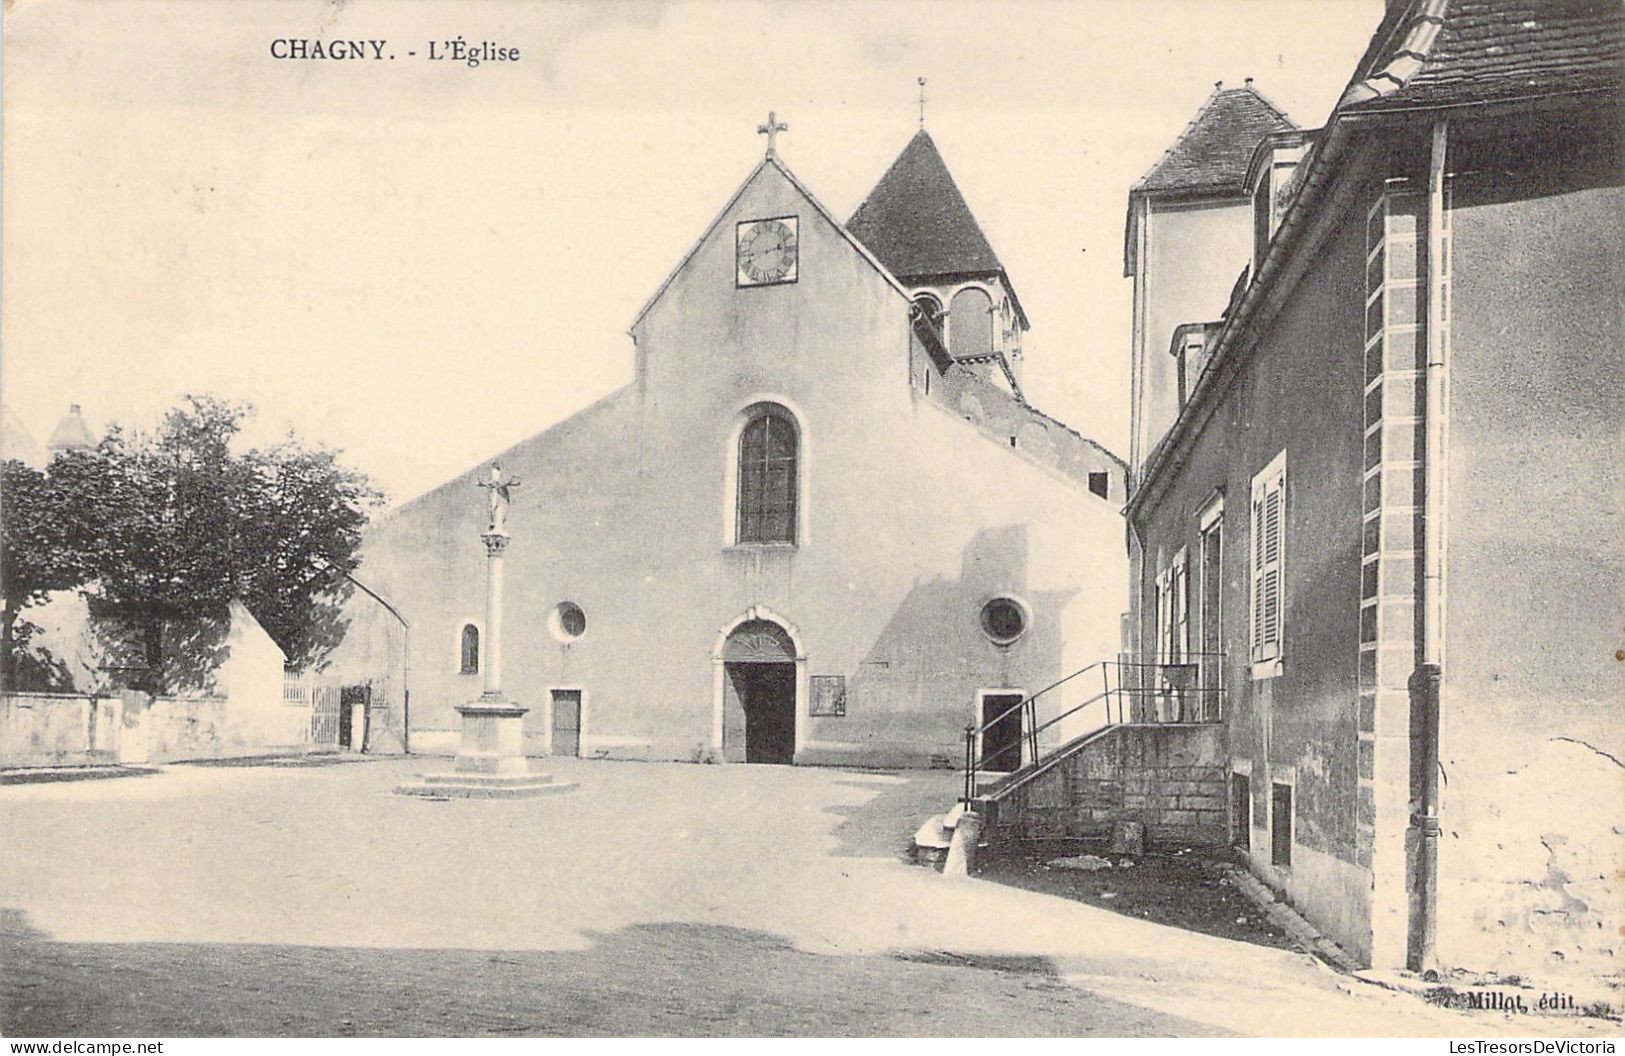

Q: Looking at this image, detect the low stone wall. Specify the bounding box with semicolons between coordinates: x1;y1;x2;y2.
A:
2;689;314;768
984;723;1227;848
0;693;117;768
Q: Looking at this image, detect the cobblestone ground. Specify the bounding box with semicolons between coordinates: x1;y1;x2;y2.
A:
0;756;1609;1037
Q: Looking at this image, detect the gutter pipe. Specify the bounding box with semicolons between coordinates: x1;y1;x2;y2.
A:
1407;118;1448;973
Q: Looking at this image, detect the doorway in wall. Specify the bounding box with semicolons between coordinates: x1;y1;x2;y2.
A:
980;692;1024;772
721;618;799;764
551;690;581;757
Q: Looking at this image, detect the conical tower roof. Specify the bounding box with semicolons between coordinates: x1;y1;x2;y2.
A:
47;404;96;454
0;405;45;468
847;130;1004;280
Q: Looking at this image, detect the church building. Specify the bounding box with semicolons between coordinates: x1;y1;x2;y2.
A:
330;122;1127;769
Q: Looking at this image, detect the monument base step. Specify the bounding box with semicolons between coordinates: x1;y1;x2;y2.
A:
394;771;577;800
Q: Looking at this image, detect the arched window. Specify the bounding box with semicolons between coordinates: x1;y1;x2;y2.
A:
737;406;798;544
459;624;480;674
949;286;994;358
913;293;944;327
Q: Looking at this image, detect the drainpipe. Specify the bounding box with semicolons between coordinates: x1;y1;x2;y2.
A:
337;569;412;756
1407;119;1448;974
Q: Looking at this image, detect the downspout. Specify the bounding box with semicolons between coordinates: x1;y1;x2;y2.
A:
339;570;412;756
1407;118;1448;973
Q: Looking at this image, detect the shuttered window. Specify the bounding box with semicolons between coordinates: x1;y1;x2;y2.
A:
1157;548;1189;663
737;410;798;544
1250;452;1286;675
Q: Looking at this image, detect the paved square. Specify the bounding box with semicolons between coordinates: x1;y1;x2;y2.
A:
0;757;1605;1036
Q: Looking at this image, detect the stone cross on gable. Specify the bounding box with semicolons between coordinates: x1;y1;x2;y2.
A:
757;111;788;157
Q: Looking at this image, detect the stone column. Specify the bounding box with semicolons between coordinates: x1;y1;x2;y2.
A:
452;530;528;775
482;531;507;698
395;471;575;799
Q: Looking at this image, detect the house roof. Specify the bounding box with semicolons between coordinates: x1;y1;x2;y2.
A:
1133;82;1297;199
847;130;1005;280
1341;0;1623;112
1128;0;1624;516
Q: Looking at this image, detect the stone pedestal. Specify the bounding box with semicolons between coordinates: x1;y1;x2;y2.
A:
395;694;576;799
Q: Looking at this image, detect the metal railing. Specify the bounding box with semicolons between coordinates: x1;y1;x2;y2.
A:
960;653;1227;808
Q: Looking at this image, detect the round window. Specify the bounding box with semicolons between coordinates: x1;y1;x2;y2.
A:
550;602;587;642
980;597;1027;645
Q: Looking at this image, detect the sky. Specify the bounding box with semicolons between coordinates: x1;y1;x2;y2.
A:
2;0;1382;507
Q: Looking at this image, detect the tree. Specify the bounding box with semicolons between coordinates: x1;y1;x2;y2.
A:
0;459;97;686
6;396;382;690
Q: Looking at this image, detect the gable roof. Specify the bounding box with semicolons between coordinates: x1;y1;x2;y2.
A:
629;154;907;332
1133;82;1298;199
1340;0;1622;112
846;130;1005;279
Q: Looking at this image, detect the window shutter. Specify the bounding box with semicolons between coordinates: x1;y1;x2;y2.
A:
1175;549;1190;661
1260;479;1283;660
1251;494;1266;661
1250;454;1286;667
1155;567;1171;662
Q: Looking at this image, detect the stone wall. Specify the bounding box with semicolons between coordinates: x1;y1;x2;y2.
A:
0;693;116;768
984;724;1226;848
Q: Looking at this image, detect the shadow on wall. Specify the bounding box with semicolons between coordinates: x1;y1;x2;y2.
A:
840;524;1080;752
20;594;235;697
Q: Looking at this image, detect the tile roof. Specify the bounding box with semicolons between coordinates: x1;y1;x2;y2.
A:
1341;0;1623;112
1133;82;1297;198
847;130;1004;279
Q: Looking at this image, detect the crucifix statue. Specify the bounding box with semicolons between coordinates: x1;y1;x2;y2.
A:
757;111;788;158
478;461;521;535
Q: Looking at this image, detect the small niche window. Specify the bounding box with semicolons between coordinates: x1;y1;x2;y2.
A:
980;597;1028;646
1271;781;1293;868
1088;472;1109;499
550;602;587;642
459;624;480;674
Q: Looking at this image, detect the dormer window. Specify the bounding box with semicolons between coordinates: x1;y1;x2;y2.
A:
1253;175;1273;274
1248;130;1313;275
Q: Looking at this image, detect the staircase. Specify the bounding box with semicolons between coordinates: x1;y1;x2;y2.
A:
912;655;1230;866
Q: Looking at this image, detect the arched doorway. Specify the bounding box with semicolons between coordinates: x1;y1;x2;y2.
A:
721;619;797;764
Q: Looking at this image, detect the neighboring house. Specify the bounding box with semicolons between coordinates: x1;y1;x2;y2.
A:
328;127;1127;769
1123;0;1621;979
11;593;310;762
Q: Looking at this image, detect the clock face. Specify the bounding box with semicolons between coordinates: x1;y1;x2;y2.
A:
736;216;799;287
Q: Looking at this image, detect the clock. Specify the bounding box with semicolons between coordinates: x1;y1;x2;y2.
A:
736;216;799;287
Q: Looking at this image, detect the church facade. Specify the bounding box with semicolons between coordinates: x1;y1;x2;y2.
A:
331;128;1126;770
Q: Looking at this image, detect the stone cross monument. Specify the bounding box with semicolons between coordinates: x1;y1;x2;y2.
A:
395;462;575;799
